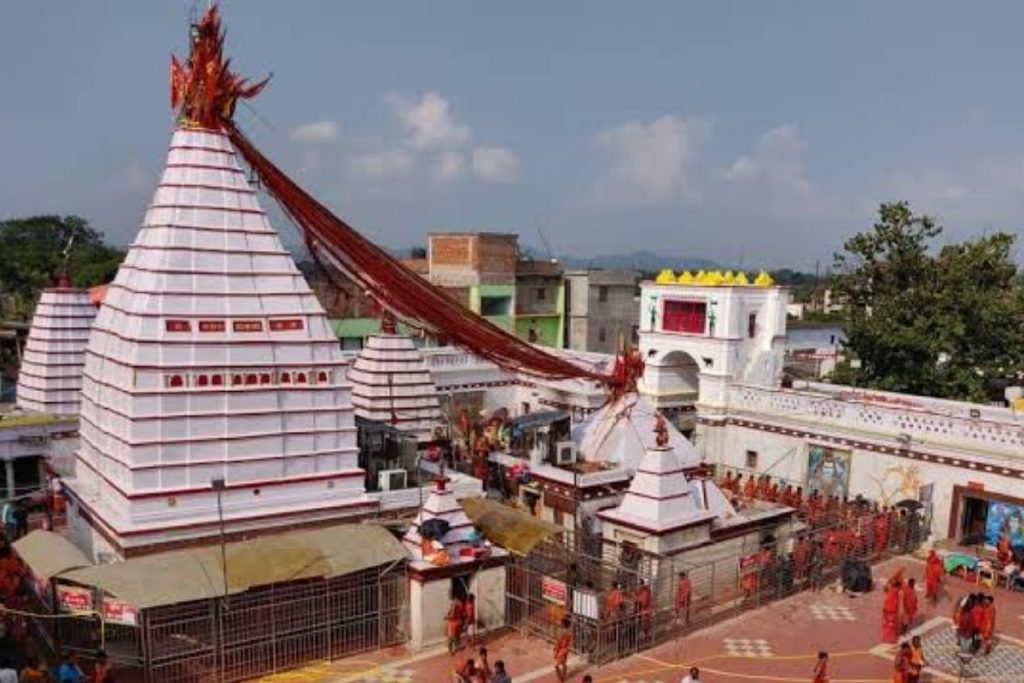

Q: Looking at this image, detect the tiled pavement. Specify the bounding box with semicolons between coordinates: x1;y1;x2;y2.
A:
255;556;1024;682
921;627;1024;682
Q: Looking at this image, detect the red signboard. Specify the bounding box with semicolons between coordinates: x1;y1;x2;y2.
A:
57;585;93;613
541;576;567;604
269;318;304;331
199;320;226;332
102;598;138;626
165;319;191;332
233;320;263;332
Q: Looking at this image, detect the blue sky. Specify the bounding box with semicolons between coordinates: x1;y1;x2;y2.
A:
2;2;1023;268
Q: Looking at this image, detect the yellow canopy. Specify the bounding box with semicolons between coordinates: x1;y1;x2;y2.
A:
460;497;564;556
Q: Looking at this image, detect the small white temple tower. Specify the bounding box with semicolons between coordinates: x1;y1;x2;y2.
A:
348;316;444;444
16;275;96;416
598;416;719;556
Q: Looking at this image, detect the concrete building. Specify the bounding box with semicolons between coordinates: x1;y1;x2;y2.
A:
563;269;638;354
0;413;78;500
514;259;565;347
784;320;847;379
332;232;566;350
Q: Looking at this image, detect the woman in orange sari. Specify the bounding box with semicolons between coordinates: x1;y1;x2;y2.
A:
980;595;996;655
924;550;943;604
881;570;904;644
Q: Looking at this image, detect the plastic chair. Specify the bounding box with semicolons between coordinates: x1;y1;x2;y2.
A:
977;564;996;588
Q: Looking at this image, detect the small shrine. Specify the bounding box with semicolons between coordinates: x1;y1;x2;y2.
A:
598;415;719;556
16;275;96;415
403;469;508;649
347;316;444;444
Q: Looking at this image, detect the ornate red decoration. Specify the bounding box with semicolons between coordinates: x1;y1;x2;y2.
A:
170;6;269;130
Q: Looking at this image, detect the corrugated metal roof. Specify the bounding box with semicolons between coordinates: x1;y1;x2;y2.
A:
13;530;92;578
460;497;563;556
60;524;407;610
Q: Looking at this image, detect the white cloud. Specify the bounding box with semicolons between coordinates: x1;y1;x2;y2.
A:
594;115;709;202
350;149;414;180
471;146;520;184
724;124;817;210
290;121;339;144
433;151;465;182
390;92;471;150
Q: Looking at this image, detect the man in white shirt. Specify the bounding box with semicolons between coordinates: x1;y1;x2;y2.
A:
681;666;700;683
0;658;18;683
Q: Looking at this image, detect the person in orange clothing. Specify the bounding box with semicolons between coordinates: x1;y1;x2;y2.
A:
997;532;1012;565
553;617;572;682
445;596;464;655
924;549;943;605
979;594;996;655
881;570;904;643
813;651;829;683
675;571;692;624
635;580;653;638
743;475;756;502
892;641;911;683
901;578;919;633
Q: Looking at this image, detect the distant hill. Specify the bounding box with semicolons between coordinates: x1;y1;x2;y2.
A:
535;249;722;273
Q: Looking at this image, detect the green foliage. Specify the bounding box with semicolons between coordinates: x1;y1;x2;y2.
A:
830;201;1024;402
0;215;124;321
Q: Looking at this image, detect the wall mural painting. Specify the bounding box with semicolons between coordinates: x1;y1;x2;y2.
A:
806;444;852;499
868;463;923;507
985;501;1024;549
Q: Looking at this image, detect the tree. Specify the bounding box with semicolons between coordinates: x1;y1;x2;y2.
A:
0;215;124;321
830;201;1024;402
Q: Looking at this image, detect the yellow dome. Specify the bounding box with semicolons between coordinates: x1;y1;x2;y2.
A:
677;270;695;284
655;268;677;284
754;271;775;287
735;271;750;285
705;270;724;286
722;270;736;285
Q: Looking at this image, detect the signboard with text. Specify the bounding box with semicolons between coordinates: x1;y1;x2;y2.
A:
541;576;567;605
102;598;138;626
57;585;93;614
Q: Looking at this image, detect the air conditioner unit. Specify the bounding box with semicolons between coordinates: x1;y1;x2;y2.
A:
555;441;578;466
378;469;408;491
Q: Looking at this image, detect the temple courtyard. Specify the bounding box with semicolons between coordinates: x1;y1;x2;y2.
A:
253;556;1024;683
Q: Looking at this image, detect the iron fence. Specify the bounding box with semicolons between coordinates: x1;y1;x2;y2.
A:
34;563;406;683
506;505;926;666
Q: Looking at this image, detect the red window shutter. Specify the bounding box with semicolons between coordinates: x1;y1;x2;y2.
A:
663;301;706;334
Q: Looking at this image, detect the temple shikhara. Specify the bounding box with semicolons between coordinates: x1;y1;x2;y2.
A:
16;276;96;416
3;5;1024;683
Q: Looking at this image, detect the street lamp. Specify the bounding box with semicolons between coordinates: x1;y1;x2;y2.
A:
211;478;229;604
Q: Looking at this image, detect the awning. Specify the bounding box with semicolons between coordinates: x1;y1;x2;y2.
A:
12;530;92;578
60;523;407;610
460;497;563;556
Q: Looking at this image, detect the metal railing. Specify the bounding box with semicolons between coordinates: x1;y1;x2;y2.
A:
505;504;926;666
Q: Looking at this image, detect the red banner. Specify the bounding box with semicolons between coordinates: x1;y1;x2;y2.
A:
165;319;191;332
199;320;226;332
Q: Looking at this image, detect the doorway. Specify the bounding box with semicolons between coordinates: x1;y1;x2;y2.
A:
960;496;989;545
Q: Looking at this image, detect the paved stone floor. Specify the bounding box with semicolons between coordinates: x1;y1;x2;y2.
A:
255;556;1024;682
